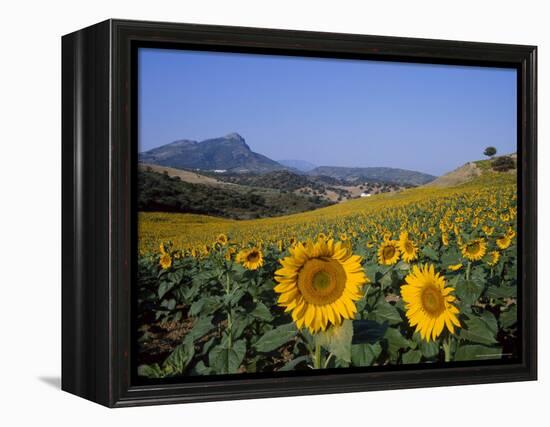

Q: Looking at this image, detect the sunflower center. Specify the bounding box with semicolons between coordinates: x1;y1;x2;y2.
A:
467;242;480;254
298;258;346;305
247;251;260;262
404;241;414;253
421;286;444;315
312;270;332;290
383;245;396;259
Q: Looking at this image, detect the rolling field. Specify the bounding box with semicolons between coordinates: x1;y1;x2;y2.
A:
137;171;518;378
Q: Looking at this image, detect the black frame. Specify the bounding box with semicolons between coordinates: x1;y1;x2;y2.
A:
62;19;537;407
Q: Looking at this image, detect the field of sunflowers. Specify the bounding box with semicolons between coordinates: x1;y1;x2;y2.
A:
137;171;518;378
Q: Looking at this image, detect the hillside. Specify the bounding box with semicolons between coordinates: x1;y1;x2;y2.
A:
138;169;332;220
155;166;410;204
139;163;226;186
309;166;436;186
139;133;286;173
277;159;317;172
425;154;517;187
138;162;516;253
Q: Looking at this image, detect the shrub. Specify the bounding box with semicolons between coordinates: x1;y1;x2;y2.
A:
491;156;515;172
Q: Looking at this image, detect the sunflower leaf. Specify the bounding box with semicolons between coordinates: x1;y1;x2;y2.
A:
182;315;215;345
352;320;388;344
158;280;174;299
351;343;382;367
500;306;517;329
384;327;412;358
485;285;517;299
208;340;246;374
455;279;484;307
164;340;195;375
454;344;502;361
415;335;440;359
441;249;461;267
402;349;422;364
253;323;297;353
315;320;353;363
369;300;402;325
421;246;439;261
137;363;165;379
459;315;498;345
250;302;273;322
278;355;309;371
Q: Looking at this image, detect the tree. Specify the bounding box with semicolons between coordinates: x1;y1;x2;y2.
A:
484;146;497;158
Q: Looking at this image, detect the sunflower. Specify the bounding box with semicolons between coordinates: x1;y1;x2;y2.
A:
378;240;401;265
487;250;500;266
448;263;463;271
482;225;494;236
460;238;487;261
401;264;460;341
441;232;449;246
216;233;228;246
398;231;418;263
496;234;512;250
159;252;172;269
237;247;264;270
274;238;367;333
225;246;236;261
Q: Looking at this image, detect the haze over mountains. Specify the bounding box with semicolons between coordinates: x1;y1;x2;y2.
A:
139;133;437;185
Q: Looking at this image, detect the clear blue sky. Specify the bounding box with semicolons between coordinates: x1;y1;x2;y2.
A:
138;48;517;176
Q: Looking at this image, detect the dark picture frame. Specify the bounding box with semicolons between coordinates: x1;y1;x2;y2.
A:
62;19;537;407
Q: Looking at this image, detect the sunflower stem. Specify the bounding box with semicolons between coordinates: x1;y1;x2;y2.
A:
465;261;471;281
313;343;322;369
323;352;334;369
225;273;233;351
443;336;452;362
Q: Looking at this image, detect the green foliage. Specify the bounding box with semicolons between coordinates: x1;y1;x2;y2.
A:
491;156;516;172
253;323;297;353
138;170;332;219
483;146;497;157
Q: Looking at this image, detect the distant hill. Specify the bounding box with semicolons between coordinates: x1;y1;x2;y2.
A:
425;154;517;188
138;169;332;219
277;159;317;172
139;133;286;173
309;166;436;186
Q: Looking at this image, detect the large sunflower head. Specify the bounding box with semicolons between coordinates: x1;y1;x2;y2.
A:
378;240;401;265
398;231;418;263
237;247;264;270
401;264;460;341
274;238;368;333
460;238;487;261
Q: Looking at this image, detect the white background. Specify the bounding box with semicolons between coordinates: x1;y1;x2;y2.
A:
0;0;546;425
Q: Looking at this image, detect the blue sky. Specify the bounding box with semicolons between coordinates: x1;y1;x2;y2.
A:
138;48;517;176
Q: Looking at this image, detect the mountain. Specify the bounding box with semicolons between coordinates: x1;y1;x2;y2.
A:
308;166;436;186
139;133;286;173
277;159;317;172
